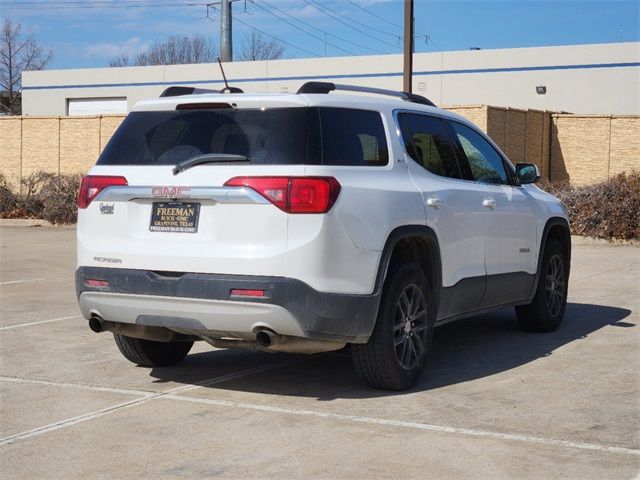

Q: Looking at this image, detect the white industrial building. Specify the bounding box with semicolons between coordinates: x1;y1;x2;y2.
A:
21;42;640;116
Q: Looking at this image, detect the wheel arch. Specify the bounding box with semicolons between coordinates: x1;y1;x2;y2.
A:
528;216;571;300
373;225;443;313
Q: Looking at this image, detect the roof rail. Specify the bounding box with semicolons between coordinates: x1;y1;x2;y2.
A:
296;81;436;107
160;86;244;98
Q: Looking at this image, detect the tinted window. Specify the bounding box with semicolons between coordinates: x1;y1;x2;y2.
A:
98;108;309;166
399;113;461;179
318;107;388;166
450;122;509;185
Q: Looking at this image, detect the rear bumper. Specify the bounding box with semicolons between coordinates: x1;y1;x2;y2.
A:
76;267;380;342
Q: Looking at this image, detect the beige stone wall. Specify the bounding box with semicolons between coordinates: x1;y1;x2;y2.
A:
0;117;22;189
21;118;60;179
550;114;640;185
1;110;638;189
607;116;640;177
0;115;124;192
60;117;101;174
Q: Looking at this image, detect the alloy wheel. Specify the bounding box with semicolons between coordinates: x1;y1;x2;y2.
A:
545;253;565;317
393;283;428;370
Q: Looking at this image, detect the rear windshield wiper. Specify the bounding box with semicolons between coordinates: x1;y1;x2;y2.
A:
172;153;249;175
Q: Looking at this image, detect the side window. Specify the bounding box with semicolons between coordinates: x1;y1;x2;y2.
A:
450;121;509;185
318;107;389;166
399;113;461;179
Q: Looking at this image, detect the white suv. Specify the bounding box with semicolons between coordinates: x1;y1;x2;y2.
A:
76;82;570;390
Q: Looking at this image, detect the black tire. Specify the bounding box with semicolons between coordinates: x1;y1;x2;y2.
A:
516;238;568;332
113;334;193;367
352;261;435;390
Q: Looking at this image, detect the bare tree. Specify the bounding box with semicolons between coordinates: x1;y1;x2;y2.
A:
108;35;217;67
108;55;130;68
0;18;52;115
238;31;285;61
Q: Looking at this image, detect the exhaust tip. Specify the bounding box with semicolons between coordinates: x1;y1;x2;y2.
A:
256;330;273;347
88;316;103;333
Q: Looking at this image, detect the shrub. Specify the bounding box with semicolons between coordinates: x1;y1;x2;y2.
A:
0;172;82;224
540;171;640;240
0;174;17;213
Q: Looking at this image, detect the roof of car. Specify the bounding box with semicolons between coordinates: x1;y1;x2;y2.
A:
131;91;470;125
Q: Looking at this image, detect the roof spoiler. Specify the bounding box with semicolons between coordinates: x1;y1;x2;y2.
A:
296;81;436;107
160;86;244;98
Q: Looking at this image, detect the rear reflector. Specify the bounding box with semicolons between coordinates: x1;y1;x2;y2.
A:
85;279;109;288
78;175;128;209
224;176;340;213
230;289;265;297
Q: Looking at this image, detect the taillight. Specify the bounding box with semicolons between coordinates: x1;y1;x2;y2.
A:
224;177;341;214
230;288;265;297
78;175;128;209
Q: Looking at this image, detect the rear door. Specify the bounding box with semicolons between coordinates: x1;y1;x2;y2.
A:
397;112;487;319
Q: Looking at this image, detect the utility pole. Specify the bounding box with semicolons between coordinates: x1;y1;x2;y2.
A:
403;0;414;93
220;0;233;62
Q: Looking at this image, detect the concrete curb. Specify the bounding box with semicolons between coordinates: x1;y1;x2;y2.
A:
571;235;640;246
0;219;57;227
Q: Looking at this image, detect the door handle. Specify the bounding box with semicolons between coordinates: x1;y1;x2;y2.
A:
426;197;441;208
482;198;496;209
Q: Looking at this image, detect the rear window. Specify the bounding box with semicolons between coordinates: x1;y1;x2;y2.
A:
98;106;388;167
98;108;309;166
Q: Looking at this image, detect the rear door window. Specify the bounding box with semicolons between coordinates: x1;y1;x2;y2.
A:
398;113;462;179
317;107;389;166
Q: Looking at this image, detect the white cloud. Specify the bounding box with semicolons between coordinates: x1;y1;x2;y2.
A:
83;36;150;59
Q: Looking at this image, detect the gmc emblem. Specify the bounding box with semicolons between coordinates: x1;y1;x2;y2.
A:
152;186;191;198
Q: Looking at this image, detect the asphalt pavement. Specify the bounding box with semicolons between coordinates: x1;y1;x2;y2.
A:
0;226;638;479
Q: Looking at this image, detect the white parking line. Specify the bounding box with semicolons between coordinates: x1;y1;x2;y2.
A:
0;359;299;446
0;278;45;286
1;366;638;457
161;394;640;457
0;376;154;397
0;315;81;331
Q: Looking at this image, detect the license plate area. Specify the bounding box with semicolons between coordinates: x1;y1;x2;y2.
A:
150;202;200;233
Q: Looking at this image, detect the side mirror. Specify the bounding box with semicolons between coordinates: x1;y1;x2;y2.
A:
516;163;541;184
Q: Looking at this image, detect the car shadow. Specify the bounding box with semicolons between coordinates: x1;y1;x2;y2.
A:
148;302;633;400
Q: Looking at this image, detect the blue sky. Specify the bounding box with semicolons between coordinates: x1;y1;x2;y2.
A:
1;0;638;70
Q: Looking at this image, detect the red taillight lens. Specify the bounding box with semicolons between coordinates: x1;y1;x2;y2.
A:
230;288;265;297
224;177;341;214
78;175;128;209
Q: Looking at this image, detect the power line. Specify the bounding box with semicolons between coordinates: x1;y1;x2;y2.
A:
255;0;386;55
304;0;400;47
233;15;321;58
0;0;197;3
247;1;357;56
346;0;444;52
346;0;403;31
0;1;205;9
